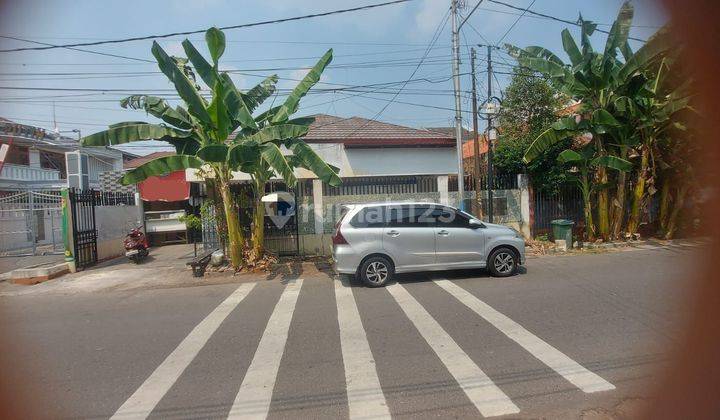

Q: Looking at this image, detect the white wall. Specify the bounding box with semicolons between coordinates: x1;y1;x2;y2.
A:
344;147;458;176
186;144;458;182
94;204;141;260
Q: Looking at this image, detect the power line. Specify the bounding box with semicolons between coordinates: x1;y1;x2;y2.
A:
0;35;152;62
0;0;415;53
340;5;451;138
495;0;536;45
486;0;647;43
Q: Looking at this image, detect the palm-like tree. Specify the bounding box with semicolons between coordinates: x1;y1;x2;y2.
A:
81;28;340;268
508;2;679;240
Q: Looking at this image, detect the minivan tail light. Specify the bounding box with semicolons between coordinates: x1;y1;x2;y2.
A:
333;210;349;245
332;228;349;245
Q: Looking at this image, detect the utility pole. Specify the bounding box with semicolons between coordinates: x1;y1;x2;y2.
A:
470;48;482;218
486;44;494;223
450;0;465;209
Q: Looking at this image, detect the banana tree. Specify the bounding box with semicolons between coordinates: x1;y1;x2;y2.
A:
511;1;671;240
81;27;339;268
183;47;341;260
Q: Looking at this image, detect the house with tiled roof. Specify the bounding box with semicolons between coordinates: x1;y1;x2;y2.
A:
187;114;459;183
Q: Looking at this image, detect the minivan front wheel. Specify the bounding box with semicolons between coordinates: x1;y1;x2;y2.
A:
359;255;394;287
488;247;518;277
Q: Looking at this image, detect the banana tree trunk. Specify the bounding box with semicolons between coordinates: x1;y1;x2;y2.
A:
611;171;627;239
596;166;610;240
206;178;228;254
582;182;595;241
658;175;672;233
250;178;266;260
219;178;244;269
628;145;649;235
664;183;689;240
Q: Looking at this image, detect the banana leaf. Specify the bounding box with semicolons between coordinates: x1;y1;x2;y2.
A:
241;124;310;144
121;155;203;185
286;139;341;186
561;29;583;67
182;39;216;88
244;75;278;113
205;27;225;65
604;2;634;59
82;123;191;146
517;55;566;78
557;149;584;163
271;49;333;123
228;142;260;167
261;143;297;185
152;41;212;125
524;46;565;66
220;73;257;131
120;95;193;129
197;144;229;162
523;127;574;163
591;155;633;172
207;78;230;142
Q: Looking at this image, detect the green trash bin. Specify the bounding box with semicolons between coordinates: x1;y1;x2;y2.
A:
550;219;574;249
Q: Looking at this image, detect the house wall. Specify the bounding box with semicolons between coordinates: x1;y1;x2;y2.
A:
186;144;458;181
94;203;142;260
344;147;457;176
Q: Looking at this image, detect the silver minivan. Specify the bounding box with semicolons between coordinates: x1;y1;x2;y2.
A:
332;202;526;287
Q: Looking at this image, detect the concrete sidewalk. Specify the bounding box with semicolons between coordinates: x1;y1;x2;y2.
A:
0;244;334;297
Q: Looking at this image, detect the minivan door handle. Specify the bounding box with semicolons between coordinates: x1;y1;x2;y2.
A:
386;230;400;237
437;230;449;236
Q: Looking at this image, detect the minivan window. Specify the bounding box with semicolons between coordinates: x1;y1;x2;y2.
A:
349;206;387;228
387;205;435;228
436;207;471;228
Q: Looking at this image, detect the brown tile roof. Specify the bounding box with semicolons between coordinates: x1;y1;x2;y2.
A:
124;151;175;169
462;136;488;159
303;114;455;148
425;126;473;141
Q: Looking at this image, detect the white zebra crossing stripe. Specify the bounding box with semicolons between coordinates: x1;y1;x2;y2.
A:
335;277;391;420
228;279;303;420
386;283;519;418
434;280;615;393
111;282;257;420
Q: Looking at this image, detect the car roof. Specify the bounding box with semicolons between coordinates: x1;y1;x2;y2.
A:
349;202;455;208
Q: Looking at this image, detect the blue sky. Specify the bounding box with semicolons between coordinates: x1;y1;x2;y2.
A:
0;0;666;155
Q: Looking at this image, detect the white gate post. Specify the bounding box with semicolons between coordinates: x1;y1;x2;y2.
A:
312;179;324;235
438;175;449;206
518;174;531;239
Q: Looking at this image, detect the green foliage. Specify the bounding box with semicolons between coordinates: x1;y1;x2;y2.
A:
179;213;202;231
494;68;569;194
80;27;340;266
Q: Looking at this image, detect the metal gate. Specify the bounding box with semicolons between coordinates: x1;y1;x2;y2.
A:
200;182;301;256
533;185;584;237
68;188;98;269
0;190;63;256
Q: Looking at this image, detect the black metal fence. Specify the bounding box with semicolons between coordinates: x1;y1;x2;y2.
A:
532;185;585;237
448;173;519;191
323;175;438;196
68;188;137;269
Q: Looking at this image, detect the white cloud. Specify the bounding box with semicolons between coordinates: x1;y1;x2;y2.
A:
414;0;449;36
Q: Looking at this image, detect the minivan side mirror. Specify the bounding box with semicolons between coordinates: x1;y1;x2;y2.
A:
468;219;485;229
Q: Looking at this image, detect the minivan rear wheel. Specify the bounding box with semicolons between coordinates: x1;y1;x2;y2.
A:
488;247;518;277
359;255;394;287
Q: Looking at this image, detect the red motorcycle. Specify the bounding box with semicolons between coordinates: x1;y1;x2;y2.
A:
124;226;149;264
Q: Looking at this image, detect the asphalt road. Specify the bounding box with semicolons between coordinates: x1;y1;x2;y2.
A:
0;245;700;419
